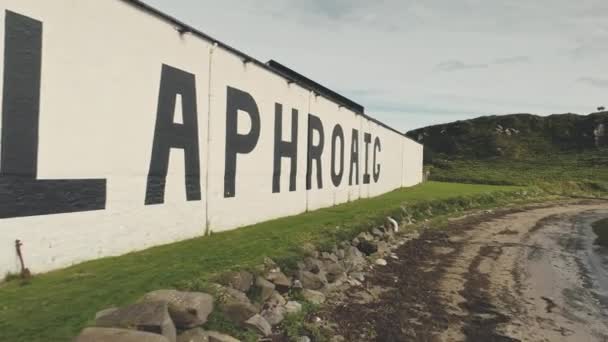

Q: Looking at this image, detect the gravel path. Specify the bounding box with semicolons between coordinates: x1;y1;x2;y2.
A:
324;200;608;341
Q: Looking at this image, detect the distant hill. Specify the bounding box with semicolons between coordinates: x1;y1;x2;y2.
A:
406;112;608;161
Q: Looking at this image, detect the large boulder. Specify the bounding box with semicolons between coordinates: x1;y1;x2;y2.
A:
95;302;176;342
244;314;272;336
141;290;214;328
74;327;171;342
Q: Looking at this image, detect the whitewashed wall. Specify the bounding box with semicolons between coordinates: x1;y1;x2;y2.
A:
0;0;423;276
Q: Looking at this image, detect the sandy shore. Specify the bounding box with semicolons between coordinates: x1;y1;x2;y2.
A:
325;200;608;341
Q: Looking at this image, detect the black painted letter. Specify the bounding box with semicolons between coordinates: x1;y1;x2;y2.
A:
330;124;344;187
273;104;298;193
0;11;106;218
306;114;324;190
363;133;372;184
373;137;381;183
145;64;201;205
349;129;359;185
224;87;261;198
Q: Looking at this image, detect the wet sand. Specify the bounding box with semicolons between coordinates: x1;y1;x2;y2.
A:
326;201;608;341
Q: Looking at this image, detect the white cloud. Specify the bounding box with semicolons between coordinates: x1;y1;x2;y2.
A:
493;56;531;65
435;60;488;72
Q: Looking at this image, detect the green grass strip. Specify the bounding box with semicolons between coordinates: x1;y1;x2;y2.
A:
0;182;530;341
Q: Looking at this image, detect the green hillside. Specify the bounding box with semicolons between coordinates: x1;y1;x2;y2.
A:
406;112;608;194
406;112;607;160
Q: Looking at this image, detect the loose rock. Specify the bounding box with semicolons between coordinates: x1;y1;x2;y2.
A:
255;276;275;302
266;291;287;307
343;247;367;272
336;249;345;260
263;257;278;271
265;270;292;293
141;290;214;328
349;272;365;282
222;271;254;293
324;262;346;283
301;289;326;304
297;270;326;290
375;259;388;266
285;301;302;315
215;286;259;324
261;305;286;326
357;232;374;242
357;240;378;256
292;279;303;290
220;301;258;324
376;241;390;256
95;301;176;342
371;227;384;237
302;257;324;274
321;252;338;263
244;314;272;336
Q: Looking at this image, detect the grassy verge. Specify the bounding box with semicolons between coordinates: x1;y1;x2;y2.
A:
592;218;608;247
0;182;546;342
428;149;608;196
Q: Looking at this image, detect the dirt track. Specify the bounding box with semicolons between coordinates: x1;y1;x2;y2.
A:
324;201;608;341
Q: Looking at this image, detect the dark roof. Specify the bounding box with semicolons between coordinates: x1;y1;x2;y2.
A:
266;60;365;114
121;0;416;141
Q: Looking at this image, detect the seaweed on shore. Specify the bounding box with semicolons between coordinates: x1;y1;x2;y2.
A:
592;218;608;247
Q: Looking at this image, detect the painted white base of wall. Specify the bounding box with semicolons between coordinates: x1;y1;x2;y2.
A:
0;0;423;276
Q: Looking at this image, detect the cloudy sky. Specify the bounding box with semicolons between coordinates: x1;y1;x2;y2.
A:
143;0;608;132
